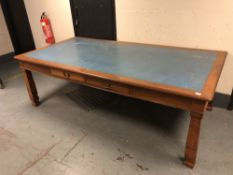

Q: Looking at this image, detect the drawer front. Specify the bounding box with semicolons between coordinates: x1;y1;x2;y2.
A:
51;69;85;82
86;77;129;94
51;69;129;94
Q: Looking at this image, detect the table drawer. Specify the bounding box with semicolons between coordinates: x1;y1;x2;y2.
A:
51;69;85;82
86;77;129;94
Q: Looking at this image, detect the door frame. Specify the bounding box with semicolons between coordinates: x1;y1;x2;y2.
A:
69;0;117;40
0;0;35;54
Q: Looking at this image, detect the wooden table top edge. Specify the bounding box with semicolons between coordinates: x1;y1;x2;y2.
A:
15;53;224;102
201;51;227;100
14;38;227;102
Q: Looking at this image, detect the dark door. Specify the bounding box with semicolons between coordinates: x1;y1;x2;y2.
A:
0;0;35;54
70;0;116;40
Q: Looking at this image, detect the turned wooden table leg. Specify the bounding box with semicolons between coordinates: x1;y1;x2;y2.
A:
184;111;203;168
22;69;40;106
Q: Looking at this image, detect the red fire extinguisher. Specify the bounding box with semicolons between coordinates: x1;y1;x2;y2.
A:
40;12;55;44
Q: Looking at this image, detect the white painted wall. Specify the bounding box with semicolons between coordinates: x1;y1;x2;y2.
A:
24;0;74;48
0;4;13;56
24;0;233;94
116;0;233;94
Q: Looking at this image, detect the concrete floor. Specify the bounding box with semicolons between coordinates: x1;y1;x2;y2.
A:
0;61;233;175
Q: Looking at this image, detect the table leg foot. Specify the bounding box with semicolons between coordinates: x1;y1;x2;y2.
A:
32;100;40;107
184;111;203;169
183;160;195;169
22;69;40;106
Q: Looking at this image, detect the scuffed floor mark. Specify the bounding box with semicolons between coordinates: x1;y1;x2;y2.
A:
17;142;60;175
61;132;88;162
136;163;149;171
0;127;17;138
54;159;72;169
125;153;134;159
0;127;18;152
116;148;134;162
116;156;125;162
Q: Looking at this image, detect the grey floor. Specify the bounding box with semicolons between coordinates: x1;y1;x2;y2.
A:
0;61;232;175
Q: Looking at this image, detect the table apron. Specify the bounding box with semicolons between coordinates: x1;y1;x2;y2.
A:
19;61;206;112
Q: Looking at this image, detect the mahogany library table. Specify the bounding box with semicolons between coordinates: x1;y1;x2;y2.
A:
15;37;227;168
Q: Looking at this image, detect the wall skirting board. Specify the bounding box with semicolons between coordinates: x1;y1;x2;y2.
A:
226;89;233;110
0;52;15;64
213;92;233;111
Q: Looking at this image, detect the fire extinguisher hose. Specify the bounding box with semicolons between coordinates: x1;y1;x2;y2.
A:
41;12;46;20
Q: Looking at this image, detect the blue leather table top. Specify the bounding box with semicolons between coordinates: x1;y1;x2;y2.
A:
26;37;217;92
